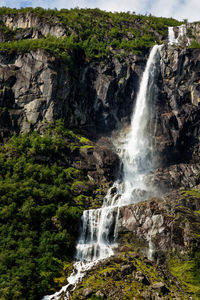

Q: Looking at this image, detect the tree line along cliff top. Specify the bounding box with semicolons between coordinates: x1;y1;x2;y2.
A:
0;7;182;60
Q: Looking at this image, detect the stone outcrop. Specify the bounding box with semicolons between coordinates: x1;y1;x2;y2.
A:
0;49;146;138
0;43;200;165
154;46;200;166
0;45;200;193
2;12;66;38
79;136;120;183
71;240;192;300
146;162;200;191
187;22;200;43
117;188;200;255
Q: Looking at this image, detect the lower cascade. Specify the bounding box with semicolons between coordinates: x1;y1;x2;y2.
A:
43;44;162;300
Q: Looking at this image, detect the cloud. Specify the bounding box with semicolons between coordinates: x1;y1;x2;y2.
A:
0;0;6;6
175;0;200;22
149;0;181;18
149;0;200;21
96;0;148;14
1;0;200;22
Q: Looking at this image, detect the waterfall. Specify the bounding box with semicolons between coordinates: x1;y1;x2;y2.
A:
42;45;162;300
168;26;178;45
168;24;190;46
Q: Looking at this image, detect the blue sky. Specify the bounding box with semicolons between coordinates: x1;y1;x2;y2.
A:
0;0;199;22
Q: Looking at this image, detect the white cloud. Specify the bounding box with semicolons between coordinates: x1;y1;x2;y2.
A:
96;0;148;14
149;0;181;18
174;0;200;22
148;0;200;22
0;0;6;6
1;0;200;22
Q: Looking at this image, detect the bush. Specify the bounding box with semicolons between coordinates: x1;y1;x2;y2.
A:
0;8;183;59
0;121;93;299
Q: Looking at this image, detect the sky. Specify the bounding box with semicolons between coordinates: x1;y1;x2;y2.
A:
0;0;200;22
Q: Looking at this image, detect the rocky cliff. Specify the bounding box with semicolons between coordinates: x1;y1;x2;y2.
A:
148;46;200;192
1;43;200;190
1;45;200;158
0;49;145;136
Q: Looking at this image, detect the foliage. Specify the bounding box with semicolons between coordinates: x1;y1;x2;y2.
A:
169;252;200;298
0;35;78;63
189;40;200;48
72;250;186;299
0;7;182;59
0;21;16;39
0;121;94;300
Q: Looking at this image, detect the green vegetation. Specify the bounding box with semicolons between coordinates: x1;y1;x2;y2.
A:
189;40;200;48
167;190;200;298
0;7;182;59
0;35;78;63
72;250;186;299
169;252;200;298
182;189;200;197
0;121;97;300
0;21;16;40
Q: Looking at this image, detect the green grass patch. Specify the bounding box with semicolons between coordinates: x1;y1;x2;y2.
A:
189;40;200;49
182;189;200;197
169;253;200;298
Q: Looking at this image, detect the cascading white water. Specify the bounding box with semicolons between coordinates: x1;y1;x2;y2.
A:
42;45;162;300
76;44;162;264
168;24;190;46
168;26;177;45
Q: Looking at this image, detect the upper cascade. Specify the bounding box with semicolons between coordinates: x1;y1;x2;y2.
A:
168;24;190;46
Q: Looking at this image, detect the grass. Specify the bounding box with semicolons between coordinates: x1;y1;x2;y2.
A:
182;189;200;197
169;253;200;298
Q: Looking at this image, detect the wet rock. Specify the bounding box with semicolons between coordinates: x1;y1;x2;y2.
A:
110;186;117;195
78;136;120;183
0;41;199;193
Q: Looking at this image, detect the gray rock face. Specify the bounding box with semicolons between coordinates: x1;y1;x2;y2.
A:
0;49;146;137
0;49;56;135
154;46;200;166
146;162;200;191
0;41;200;191
2;12;66;38
186;22;200;44
117;188;200;255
